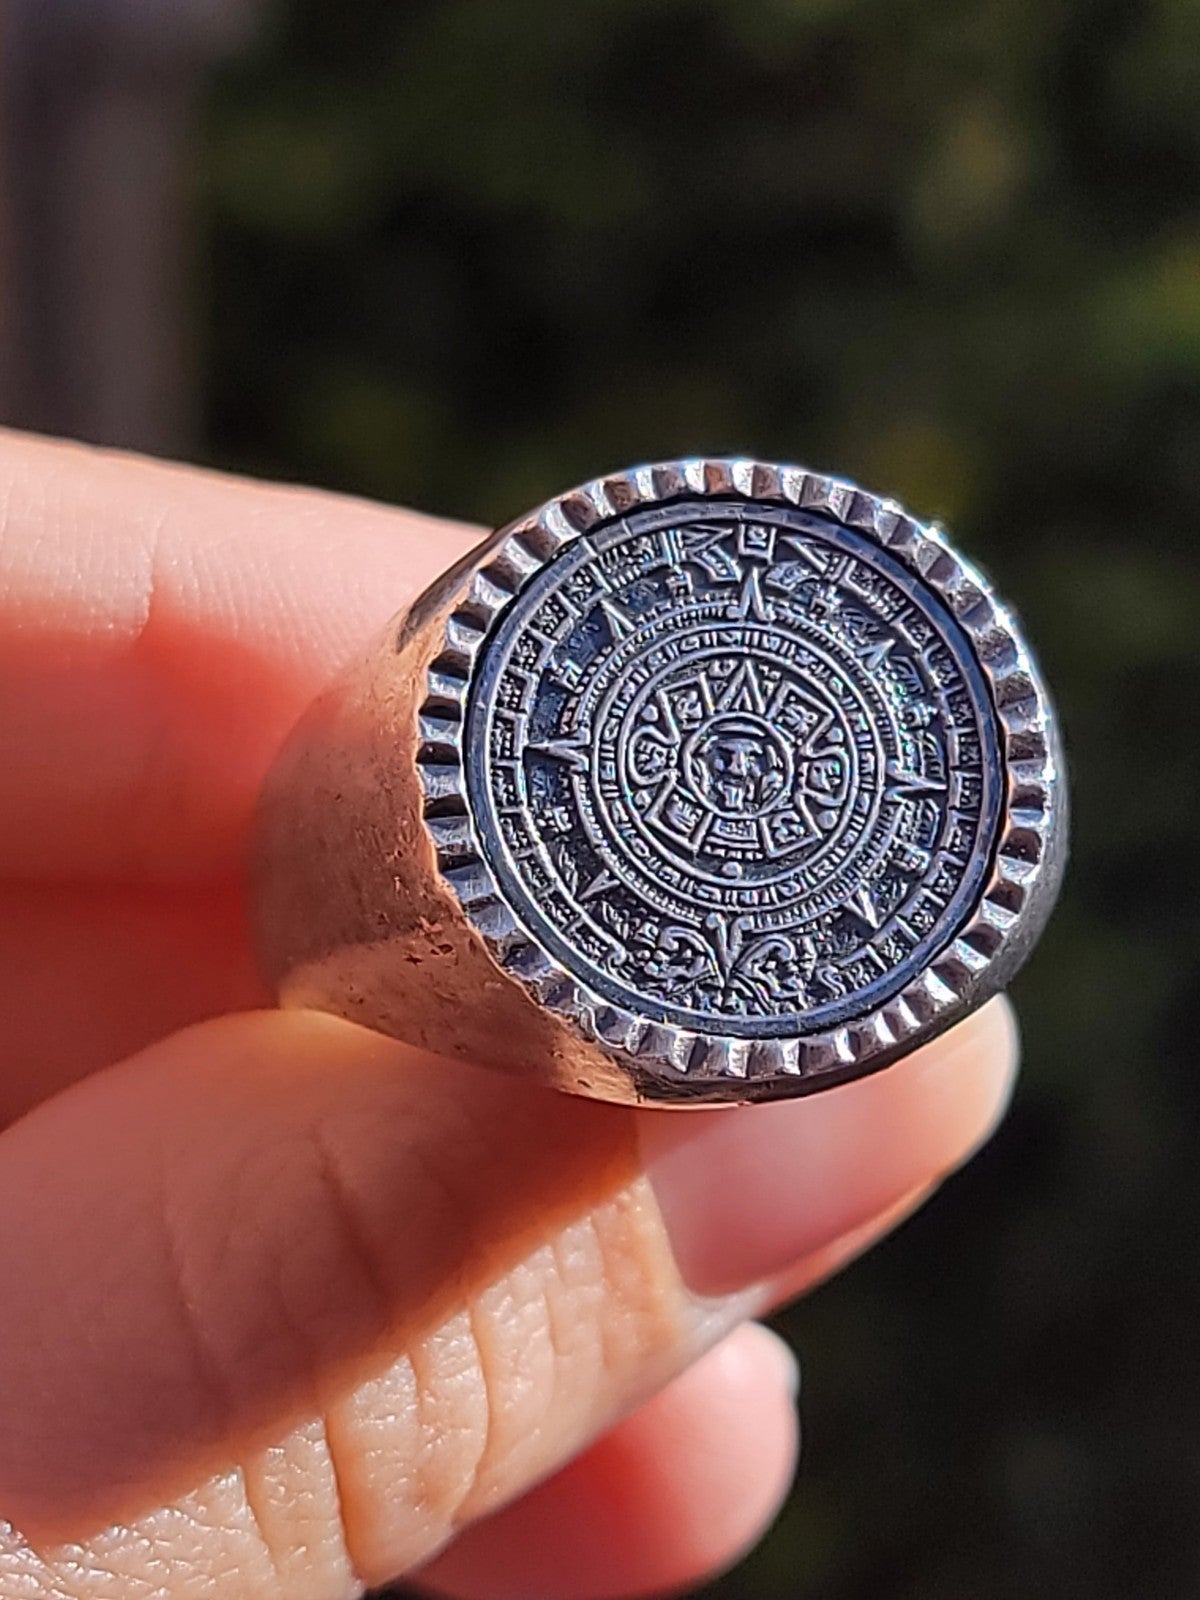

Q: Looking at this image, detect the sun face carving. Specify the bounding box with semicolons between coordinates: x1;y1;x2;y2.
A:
621;656;850;865
685;713;791;818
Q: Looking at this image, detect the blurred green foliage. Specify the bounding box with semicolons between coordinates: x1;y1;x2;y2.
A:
199;2;1200;1595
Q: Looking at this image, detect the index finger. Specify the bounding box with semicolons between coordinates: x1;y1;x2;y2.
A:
0;430;480;882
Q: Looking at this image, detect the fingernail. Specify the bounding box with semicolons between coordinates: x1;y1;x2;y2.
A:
640;1000;1017;1297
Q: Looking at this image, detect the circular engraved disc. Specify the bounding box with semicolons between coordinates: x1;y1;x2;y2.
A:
466;501;1002;1037
416;460;1065;1100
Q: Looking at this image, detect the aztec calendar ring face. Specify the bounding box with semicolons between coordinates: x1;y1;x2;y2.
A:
418;461;1065;1097
466;500;1000;1037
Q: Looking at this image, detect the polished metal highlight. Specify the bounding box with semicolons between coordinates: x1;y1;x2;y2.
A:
254;459;1066;1105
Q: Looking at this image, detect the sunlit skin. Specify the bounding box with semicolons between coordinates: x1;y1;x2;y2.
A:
0;430;1017;1600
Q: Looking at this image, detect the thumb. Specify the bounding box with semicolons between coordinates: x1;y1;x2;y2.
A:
0;1003;1014;1595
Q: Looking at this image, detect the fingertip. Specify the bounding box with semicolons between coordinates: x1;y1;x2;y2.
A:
0;431;483;880
641;997;1019;1297
723;1319;801;1401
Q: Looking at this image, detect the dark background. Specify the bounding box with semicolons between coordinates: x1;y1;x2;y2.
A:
3;2;1199;1596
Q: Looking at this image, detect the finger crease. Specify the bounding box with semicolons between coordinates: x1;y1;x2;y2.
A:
308;1129;393;1339
156;1166;233;1441
235;1459;287;1599
316;1407;368;1594
457;1298;496;1527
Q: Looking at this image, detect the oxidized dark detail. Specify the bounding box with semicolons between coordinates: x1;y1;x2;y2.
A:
467;501;1003;1038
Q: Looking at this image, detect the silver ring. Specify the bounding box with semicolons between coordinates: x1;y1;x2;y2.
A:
255;458;1067;1106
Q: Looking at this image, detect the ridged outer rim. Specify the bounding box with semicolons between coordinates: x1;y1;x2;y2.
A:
414;458;1062;1097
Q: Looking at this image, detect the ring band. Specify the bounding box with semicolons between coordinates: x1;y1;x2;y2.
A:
253;459;1066;1105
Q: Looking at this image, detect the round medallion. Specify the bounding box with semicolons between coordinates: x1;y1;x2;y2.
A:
465;499;1003;1038
256;457;1063;1103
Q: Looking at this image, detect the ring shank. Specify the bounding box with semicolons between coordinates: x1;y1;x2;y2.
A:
253;540;650;1105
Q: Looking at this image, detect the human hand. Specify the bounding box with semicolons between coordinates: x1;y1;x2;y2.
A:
0;431;1017;1600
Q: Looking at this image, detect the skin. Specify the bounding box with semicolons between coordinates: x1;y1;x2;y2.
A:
0;430;1018;1600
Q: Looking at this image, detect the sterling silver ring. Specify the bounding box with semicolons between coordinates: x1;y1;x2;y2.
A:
254;458;1067;1105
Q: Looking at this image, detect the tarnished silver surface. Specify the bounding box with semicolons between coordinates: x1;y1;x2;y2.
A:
255;458;1066;1105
